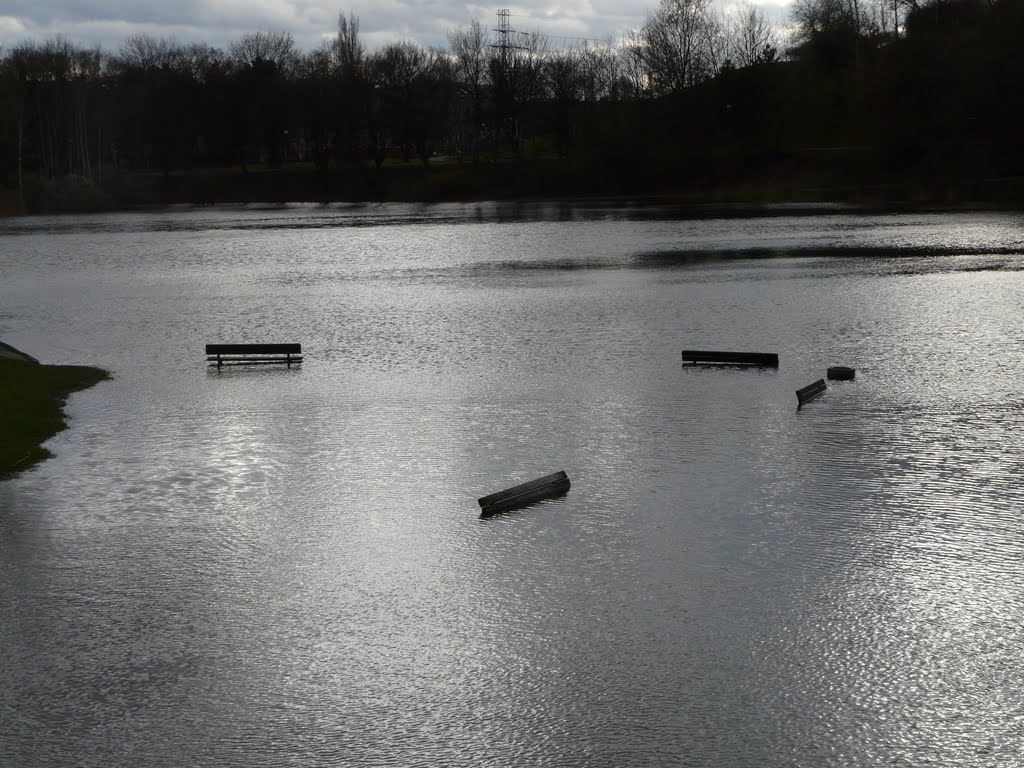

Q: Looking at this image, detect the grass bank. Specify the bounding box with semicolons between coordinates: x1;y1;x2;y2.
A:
6;158;1024;216
0;359;110;479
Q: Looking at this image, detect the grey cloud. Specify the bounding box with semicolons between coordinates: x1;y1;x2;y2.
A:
4;0;208;27
1;0;783;53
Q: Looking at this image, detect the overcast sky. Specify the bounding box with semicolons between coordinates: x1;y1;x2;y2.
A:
0;0;793;54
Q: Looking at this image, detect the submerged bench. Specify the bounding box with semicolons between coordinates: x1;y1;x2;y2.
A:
206;343;303;368
479;471;571;517
682;350;779;367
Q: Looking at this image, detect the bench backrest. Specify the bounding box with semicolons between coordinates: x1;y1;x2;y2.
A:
682;350;778;366
206;344;301;355
478;470;569;508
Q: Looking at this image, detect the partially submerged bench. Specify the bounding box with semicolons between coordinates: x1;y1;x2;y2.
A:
827;366;855;381
682;350;779;367
479;471;571;517
206;343;303;368
796;379;827;406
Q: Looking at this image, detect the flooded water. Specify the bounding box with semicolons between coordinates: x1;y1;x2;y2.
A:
3;202;1024;766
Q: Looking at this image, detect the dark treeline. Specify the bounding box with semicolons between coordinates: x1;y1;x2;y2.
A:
1;0;1022;213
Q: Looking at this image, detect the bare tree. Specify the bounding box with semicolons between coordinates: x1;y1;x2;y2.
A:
229;32;299;168
790;0;867;45
726;2;780;68
180;43;226;82
868;0;905;39
296;43;337;169
369;40;433;163
68;44;102;180
330;12;368;167
639;0;723;96
115;34;178;72
447;19;489;165
545;46;584;157
230;31;299;77
417;47;458;162
621;29;650;98
491;30;549;155
9;37;98;180
334;12;365;77
577;41;621;102
1;45;27;195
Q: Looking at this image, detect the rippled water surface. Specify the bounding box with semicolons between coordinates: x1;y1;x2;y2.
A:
3;203;1024;766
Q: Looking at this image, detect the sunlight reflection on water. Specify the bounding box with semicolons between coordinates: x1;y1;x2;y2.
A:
2;204;1024;766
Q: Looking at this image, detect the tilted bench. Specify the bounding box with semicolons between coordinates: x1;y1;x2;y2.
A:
206;343;303;368
682;350;779;367
478;471;571;517
796;378;827;406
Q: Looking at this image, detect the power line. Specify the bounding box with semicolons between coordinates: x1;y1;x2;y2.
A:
547;34;615;45
492;10;620;48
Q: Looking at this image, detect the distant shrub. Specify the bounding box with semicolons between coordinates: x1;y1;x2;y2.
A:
0;187;26;216
23;175;113;214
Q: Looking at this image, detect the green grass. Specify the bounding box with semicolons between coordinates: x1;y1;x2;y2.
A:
0;359;110;479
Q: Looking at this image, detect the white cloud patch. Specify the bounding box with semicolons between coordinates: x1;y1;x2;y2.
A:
0;15;29;44
539;0;594;21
